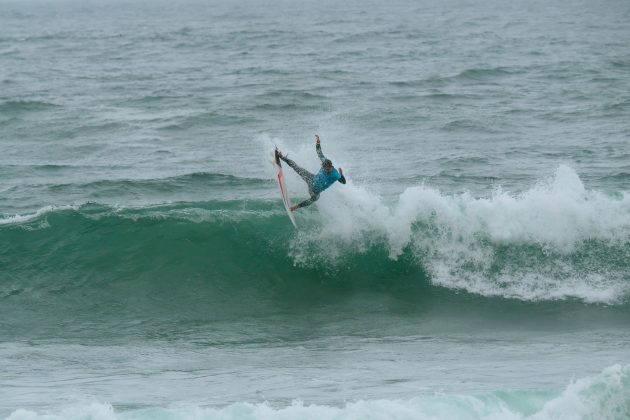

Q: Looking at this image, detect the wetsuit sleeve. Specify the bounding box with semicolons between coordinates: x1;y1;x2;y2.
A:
316;142;326;163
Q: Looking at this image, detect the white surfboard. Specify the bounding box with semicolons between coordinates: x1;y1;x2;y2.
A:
273;149;298;228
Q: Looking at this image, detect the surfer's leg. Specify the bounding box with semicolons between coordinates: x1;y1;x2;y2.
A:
294;192;320;209
282;157;314;185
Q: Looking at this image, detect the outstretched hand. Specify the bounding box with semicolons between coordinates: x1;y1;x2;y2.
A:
339;167;343;175
315;134;320;145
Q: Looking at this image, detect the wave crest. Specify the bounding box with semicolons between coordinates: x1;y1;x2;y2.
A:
292;165;630;303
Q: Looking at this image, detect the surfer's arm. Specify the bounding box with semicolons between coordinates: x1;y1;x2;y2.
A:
315;134;326;162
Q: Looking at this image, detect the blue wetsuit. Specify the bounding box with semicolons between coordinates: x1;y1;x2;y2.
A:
313;167;342;193
280;142;346;209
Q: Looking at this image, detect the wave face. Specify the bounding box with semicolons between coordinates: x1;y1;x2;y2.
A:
1;166;629;317
6;365;630;420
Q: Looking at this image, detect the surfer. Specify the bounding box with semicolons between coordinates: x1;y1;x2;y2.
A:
277;134;346;211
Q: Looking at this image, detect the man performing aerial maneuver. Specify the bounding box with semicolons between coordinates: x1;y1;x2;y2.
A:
276;134;346;211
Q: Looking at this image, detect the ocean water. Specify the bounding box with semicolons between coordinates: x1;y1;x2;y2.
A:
1;0;629;418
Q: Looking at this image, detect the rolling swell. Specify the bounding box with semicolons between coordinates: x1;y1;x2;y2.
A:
46;172;272;196
0;201;428;294
0;201;432;339
0;172;274;214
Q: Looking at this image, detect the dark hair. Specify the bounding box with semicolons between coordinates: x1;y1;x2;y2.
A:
322;159;333;168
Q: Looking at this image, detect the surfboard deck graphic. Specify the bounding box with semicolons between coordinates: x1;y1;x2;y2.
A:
273;149;298;228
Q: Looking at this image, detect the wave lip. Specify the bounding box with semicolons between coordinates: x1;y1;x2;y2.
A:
6;365;629;420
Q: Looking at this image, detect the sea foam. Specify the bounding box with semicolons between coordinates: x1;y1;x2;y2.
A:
292;165;630;303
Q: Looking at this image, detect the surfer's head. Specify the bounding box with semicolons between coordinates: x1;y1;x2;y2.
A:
322;159;333;173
